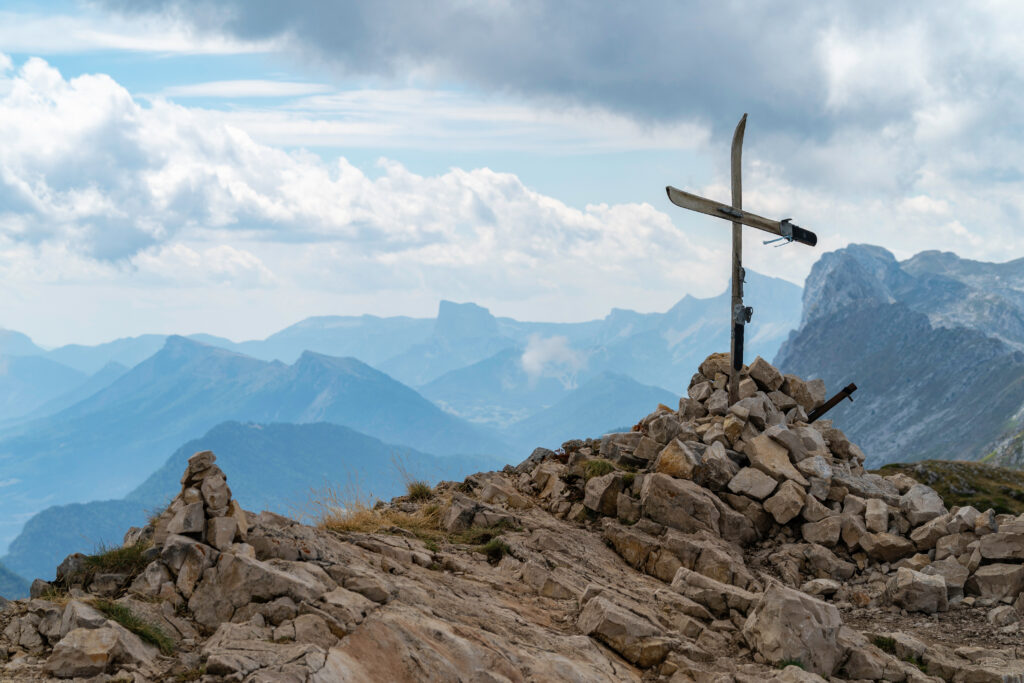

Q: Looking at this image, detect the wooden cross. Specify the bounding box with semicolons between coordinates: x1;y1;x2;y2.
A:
666;114;818;404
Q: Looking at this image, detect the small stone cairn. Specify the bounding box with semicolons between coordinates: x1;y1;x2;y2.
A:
150;450;249;552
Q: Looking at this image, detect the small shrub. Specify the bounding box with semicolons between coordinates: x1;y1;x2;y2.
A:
476;538;511;564
91;598;174;655
583;459;616;481
406;481;433;501
777;658;804;670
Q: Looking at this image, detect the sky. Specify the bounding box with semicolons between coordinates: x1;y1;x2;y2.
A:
1;1;1023;346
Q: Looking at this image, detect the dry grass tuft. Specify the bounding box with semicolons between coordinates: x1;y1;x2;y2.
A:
406;480;434;501
313;484;519;554
315;487;444;541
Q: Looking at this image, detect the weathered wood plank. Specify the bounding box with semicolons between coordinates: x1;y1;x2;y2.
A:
728;114;747;405
664;186;817;247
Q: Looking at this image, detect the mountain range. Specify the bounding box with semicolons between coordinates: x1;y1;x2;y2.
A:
0;337;506;553
0;272;803;594
775;244;1024;467
2;420;506;584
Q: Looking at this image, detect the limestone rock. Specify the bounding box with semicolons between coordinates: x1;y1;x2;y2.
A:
966;563;1024;601
742;583;844;676
727;467;778;500
747;434;809;486
782;375;821;412
859;532;916;563
693;441;739;492
979;530;1024;561
865;498;888;533
44;625;155;678
801;517;842;547
899;484;947;527
647;412;683;445
886;567;948;613
189;553;332;629
207;516;238;551
640;474;720;536
801;495;834;523
748;356;784;392
671;567;757;617
166;501;205;537
921;556;969;598
706;389;729;416
577;596;671;668
584;472;622;516
654;439;701;479
764;481;806;525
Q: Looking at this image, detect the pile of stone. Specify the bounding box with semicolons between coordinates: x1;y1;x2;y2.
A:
4;355;1024;681
507;353;1024;678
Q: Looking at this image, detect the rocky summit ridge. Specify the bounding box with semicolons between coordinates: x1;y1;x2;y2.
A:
4;355;1024;681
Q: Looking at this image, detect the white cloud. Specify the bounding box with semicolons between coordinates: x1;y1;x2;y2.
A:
191;88;710;152
0;11;276;55
0;56;726;345
162;80;334;98
520;335;586;388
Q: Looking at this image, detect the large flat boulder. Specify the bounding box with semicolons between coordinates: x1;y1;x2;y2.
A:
742;583;844;677
44;624;155;679
886;567;948;613
577;595;672;668
966;563;1024;601
899;484;947;527
189;553;333;629
639;474;720;536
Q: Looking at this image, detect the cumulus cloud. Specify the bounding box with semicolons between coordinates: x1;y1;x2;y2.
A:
0;54;727;344
92;2;1024;270
520;335;587;388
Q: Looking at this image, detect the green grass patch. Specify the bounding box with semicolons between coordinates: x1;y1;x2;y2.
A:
476;538;511;564
874;460;1024;515
449;519;519;546
871;635;896;654
173;665;206;682
904;655;927;672
583;459;616;481
777;658;804;670
91;598;174;655
61;541;153;590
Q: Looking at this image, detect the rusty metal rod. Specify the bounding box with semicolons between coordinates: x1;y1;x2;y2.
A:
807;383;858;423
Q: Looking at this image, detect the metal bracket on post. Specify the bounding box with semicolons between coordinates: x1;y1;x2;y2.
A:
732;303;753;325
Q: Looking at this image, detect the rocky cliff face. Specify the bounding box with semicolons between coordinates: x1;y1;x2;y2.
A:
776;244;1024;467
3;355;1024;681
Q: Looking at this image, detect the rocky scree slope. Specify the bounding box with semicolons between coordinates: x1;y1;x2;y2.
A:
4;355;1024;681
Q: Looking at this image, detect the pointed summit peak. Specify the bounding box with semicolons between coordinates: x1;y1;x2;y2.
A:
434;300;499;340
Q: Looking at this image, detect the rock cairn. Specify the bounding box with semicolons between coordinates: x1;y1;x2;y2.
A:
150;449;249;553
3;355;1024;681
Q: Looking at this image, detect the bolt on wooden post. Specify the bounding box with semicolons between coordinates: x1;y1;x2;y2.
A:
666;114;819;405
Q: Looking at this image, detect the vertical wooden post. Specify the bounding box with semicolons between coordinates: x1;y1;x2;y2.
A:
728;114;747;405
